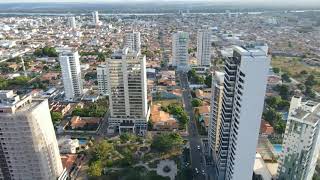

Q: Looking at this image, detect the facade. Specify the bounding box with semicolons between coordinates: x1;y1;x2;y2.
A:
277;97;320;180
97;64;108;96
215;45;270;180
172;31;189;72
197;30;212;66
59;49;83;100
125;31;141;53
208;71;224;160
0;90;63;180
92;11;100;26
106;48;149;135
68;17;76;29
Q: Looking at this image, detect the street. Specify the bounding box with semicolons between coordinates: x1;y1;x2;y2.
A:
179;72;207;180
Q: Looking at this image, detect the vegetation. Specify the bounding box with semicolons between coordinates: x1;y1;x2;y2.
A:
281;73;291;83
0;76;31;89
72;98;108;117
88;140;114;176
204;74;212;88
191;98;202;107
34;46;58;57
120;133;137;143
187;69;204;84
50;112;62;124
162;103;189;128
274;84;290;100
263;108;286;134
151;132;184;152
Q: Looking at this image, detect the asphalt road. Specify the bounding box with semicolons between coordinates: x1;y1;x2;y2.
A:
179;72;207;180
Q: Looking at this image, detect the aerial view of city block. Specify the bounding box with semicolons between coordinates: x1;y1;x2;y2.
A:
0;0;320;179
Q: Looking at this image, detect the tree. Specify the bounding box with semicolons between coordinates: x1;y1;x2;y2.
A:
281;73;291;83
305;86;316;98
272;67;280;74
93;140;114;160
276;85;290;100
50;112;62;124
305;75;317;87
191;98;202;107
204;74;212;88
151;133;184;152
88;160;103;177
120;133;136;143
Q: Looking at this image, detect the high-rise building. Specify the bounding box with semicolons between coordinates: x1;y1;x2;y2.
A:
68;17;76;29
0;90;63;179
59;49;83;100
197;30;212;66
277;97;320;180
97;64;108;96
92;11;100;26
125;31;141;54
106;48;149;135
208;71;224;160
172;31;189;72
215;45;270;180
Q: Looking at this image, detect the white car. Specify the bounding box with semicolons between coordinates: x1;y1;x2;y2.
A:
202;170;205;175
197;145;201;150
195;168;199;174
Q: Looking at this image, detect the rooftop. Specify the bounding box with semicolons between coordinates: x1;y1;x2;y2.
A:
290;97;320;124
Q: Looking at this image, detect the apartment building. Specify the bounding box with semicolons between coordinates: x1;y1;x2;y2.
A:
197;30;212;66
97;64;108;96
0;90;63;180
172;31;189;72
106;48;149;135
215;45;270;180
277;96;320;180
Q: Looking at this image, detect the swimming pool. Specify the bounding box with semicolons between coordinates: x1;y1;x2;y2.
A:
273;144;283;154
78;139;87;145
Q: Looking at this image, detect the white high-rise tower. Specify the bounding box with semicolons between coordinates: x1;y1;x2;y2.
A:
92;11;100;26
215;44;270;180
197;30;211;66
125;31;141;54
68;17;76;29
0;90;63;180
208;71;224;159
59;49;83;100
106;48;149;135
97;64;108;96
277;97;320;180
172;31;189;72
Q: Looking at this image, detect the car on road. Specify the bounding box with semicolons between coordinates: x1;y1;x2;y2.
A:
194;168;199;174
197;145;201;150
202;170;205;175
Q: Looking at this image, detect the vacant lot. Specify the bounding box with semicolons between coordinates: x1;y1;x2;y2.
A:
272;56;320;90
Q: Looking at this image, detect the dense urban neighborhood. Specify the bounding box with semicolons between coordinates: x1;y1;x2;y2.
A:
0;2;320;180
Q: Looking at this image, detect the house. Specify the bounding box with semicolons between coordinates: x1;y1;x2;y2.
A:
195;89;211;100
50;102;71;116
260;119;274;135
58;136;80;154
151;104;178;130
68;116;101;131
195;105;211;131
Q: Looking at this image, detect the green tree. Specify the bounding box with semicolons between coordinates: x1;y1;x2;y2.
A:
191;98;202;107
272;67;280;74
276;85;290;100
305;75;317;87
50;112;62;124
151;132;184;152
120;133;136;143
88;160;103;177
204;74;212;88
281;73;291;83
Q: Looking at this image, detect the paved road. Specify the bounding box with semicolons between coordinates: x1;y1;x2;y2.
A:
179;72;207;180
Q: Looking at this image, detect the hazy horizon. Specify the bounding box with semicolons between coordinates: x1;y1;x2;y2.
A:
1;0;320;6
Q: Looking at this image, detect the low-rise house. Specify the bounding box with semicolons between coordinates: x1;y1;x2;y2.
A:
260;119;274;135
58;136;80;154
50;102;71;116
151;104;178;130
66;116;101;131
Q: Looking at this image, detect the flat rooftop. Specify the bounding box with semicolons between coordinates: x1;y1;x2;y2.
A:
234;45;267;57
291;101;320;124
